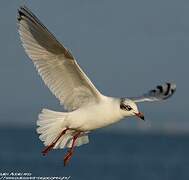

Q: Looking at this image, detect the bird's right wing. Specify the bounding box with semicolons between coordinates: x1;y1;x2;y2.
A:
130;82;176;103
17;6;102;111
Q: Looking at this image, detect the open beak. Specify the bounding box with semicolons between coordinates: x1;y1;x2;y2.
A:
135;112;145;121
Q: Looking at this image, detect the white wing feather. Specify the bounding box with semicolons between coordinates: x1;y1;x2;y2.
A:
17;6;102;111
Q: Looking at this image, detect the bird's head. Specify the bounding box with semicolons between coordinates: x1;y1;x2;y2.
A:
119;98;145;121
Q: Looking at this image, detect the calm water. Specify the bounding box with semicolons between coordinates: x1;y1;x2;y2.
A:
0;127;189;180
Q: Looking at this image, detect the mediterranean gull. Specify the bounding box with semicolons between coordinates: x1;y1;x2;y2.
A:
17;6;176;166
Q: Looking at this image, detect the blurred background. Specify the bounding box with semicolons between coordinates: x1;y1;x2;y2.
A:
0;0;189;179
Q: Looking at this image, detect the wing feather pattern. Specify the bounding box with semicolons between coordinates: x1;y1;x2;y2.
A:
17;6;102;111
130;82;176;103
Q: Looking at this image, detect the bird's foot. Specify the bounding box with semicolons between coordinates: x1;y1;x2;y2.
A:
42;142;56;156
64;150;74;166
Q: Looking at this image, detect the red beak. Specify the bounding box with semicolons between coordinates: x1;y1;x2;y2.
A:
135;112;145;121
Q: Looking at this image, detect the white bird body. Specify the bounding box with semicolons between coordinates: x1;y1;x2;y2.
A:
67;96;123;131
17;6;176;165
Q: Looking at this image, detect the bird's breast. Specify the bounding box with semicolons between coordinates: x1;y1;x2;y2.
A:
68;100;123;131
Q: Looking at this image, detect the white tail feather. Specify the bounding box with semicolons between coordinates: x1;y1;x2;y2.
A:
36;108;89;149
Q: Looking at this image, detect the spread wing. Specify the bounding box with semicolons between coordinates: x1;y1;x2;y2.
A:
130;82;176;103
17;6;102;111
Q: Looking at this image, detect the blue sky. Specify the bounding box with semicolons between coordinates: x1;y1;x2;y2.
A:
0;0;188;132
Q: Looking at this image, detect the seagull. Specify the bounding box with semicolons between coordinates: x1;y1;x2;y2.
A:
17;6;176;166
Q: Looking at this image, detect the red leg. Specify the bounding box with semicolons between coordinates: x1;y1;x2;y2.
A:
64;131;81;166
42;128;69;156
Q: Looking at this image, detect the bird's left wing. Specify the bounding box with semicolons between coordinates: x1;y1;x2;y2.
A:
130;82;176;103
17;6;102;111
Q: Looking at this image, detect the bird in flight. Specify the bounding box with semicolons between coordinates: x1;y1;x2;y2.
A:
17;6;176;166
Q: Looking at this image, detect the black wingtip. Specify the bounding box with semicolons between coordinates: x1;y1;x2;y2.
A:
17;9;23;21
167;82;176;95
149;82;176;100
164;82;171;96
156;85;163;93
17;5;30;21
162;82;176;99
17;6;25;21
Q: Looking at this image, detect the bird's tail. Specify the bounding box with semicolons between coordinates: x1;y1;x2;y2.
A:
36;108;89;149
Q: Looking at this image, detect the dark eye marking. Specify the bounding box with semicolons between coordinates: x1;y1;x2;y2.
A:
120;103;132;111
